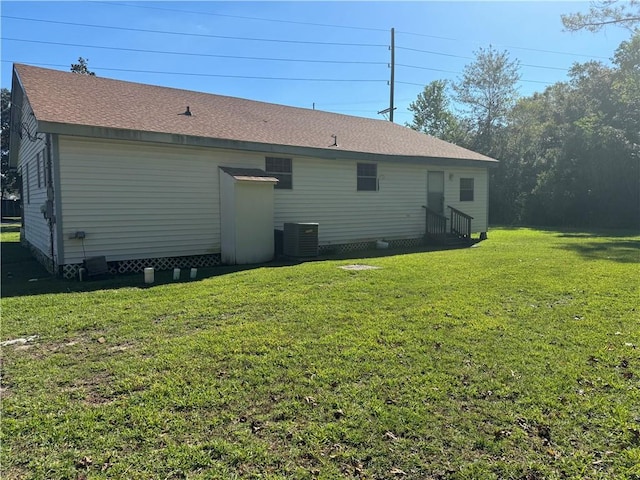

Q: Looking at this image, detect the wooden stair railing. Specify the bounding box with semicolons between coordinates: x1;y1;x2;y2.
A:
448;205;473;239
422;206;447;244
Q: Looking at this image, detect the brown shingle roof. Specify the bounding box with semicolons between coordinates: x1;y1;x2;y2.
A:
14;63;496;163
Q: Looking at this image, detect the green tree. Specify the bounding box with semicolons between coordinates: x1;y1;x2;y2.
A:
562;0;640;32
520;39;639;228
407;80;459;141
447;46;521;223
70;57;95;76
452;46;521;156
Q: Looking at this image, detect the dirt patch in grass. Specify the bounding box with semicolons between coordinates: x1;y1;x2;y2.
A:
339;264;382;271
65;371;117;406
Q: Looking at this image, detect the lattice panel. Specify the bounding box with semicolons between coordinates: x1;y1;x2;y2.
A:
319;241;376;254
61;254;222;279
115;254;221;274
319;238;424;255
62;264;80;279
388;238;424;249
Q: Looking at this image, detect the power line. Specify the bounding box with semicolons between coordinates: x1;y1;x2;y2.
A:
395;33;608;60
316;100;383;106
496;44;609;60
396;45;473;60
3;38;387;66
87;3;613;60
395;30;458;41
398;61;568;73
3;16;388;48
520;63;569;72
396;64;460;75
2;60;387;83
97;1;389;33
397;77;554;86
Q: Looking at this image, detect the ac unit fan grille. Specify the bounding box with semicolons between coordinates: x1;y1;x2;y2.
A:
283;223;319;257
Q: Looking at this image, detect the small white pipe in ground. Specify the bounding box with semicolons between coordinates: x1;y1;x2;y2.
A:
144;267;155;284
78;268;86;282
190;268;197;279
173;268;180;280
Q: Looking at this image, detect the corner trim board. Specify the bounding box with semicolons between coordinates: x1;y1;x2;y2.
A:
51;134;65;266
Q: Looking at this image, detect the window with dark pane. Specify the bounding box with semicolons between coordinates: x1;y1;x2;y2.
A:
460;178;474;201
357;162;377;191
266;157;292;189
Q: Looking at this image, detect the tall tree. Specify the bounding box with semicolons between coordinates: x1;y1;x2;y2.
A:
407;80;458;141
562;0;640;32
448;47;521;223
70;57;95;76
452;46;521;155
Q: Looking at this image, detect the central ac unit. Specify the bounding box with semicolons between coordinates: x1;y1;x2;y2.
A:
283;222;319;257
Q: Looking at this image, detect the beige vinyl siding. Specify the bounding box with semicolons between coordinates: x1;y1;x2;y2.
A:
58;137;222;264
444;167;488;233
18;98;51;259
274;158;427;245
57;135;490;265
275;158;489;245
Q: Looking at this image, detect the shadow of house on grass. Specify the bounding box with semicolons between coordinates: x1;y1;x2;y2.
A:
1;239;475;299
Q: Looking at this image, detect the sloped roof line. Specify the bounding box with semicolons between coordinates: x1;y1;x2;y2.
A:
13;63;497;164
219;166;279;183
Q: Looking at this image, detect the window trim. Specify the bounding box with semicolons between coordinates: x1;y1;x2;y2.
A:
357;162;378;191
460;177;474;202
265;156;293;190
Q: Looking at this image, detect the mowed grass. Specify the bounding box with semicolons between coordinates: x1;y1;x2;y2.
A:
1;224;639;479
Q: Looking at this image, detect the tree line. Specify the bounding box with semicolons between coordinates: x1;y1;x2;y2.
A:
2;5;638;231
408;31;639;228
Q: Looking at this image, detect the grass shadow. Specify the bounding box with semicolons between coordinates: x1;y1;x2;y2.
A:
491;224;640;238
558;240;640;264
2;236;474;298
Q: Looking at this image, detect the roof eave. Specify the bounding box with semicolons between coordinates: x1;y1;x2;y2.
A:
37;121;499;167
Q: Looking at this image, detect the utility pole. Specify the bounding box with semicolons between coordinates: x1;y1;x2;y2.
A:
389;27;395;122
377;28;396;122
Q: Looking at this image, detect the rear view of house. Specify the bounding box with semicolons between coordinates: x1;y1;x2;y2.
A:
10;64;497;279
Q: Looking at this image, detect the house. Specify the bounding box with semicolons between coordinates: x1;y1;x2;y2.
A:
9;63;498;279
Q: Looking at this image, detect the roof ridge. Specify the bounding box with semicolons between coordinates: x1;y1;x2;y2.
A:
13;62;497;163
13;63;401;126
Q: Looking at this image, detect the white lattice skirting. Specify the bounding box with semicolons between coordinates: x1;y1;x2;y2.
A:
319;237;424;254
62;254;221;280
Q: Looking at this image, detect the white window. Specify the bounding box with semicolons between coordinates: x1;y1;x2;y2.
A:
460;178;474;201
266;157;292;190
357;163;377;191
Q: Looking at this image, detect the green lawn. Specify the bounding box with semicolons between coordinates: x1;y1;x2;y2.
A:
1;224;639;479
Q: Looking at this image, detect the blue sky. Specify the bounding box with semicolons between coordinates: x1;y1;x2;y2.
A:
1;1;631;124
